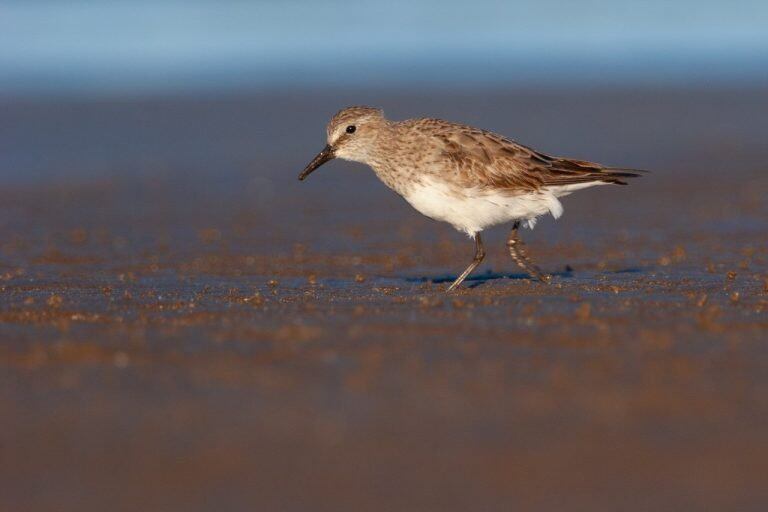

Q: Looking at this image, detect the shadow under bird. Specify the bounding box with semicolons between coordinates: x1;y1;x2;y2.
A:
299;106;644;291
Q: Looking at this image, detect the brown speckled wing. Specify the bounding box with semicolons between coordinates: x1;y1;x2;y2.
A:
428;121;644;192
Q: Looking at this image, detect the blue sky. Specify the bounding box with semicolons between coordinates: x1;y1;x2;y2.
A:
1;0;767;95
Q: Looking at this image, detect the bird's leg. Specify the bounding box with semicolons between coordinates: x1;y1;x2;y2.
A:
447;233;485;292
506;221;550;283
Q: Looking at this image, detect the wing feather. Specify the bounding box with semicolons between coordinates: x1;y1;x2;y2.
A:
429;122;645;191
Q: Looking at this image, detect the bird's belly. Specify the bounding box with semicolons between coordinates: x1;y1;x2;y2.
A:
403;178;562;236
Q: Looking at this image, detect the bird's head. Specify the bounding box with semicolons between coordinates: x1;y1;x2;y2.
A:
298;106;386;181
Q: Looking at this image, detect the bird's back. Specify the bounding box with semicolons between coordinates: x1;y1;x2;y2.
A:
393;117;643;193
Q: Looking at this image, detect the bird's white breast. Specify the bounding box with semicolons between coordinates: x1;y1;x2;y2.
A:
402;177;564;237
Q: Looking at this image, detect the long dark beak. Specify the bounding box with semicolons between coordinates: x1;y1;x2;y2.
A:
298;144;335;181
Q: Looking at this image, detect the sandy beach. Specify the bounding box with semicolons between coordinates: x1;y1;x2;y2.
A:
1;87;767;511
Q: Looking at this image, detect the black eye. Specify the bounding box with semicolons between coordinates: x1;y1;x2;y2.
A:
346;125;356;134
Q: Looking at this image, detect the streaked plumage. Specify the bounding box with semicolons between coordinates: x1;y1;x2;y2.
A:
299;106;644;291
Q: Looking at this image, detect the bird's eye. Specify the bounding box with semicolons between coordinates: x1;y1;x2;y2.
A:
346;125;356;134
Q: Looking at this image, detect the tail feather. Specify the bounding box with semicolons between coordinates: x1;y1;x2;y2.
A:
543;157;648;186
597;167;648;185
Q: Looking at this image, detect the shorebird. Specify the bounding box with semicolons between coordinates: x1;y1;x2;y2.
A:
299;106;643;291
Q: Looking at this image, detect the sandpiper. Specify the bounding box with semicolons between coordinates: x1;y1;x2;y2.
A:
299;106;643;291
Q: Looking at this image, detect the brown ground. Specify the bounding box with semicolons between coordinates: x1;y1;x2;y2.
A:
1;87;767;511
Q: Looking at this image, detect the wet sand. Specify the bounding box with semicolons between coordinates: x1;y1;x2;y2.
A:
1;87;767;511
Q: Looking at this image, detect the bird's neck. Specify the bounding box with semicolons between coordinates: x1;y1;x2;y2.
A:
365;122;425;196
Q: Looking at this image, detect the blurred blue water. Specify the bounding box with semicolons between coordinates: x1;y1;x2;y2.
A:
1;0;767;96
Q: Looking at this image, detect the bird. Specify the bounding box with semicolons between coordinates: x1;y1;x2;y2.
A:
298;106;644;291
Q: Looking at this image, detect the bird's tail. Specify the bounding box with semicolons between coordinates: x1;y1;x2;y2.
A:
594;166;648;185
545;158;649;186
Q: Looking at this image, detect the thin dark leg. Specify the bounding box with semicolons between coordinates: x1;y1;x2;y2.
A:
506;221;550;283
447;233;485;292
